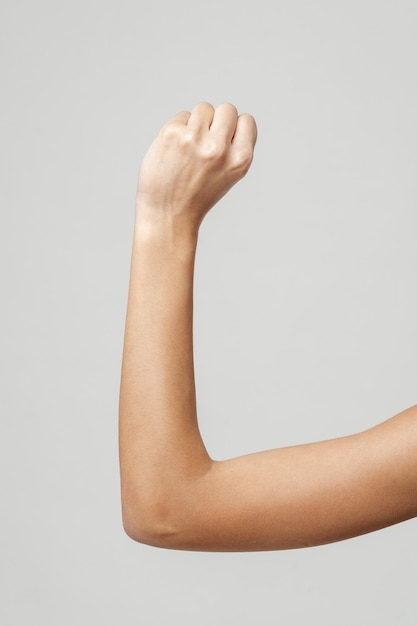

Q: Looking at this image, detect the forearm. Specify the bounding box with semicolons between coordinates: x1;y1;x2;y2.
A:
119;214;212;542
119;102;257;548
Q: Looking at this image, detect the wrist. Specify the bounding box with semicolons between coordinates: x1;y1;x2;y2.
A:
134;206;199;255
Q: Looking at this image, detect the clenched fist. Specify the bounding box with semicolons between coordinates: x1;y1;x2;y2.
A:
135;102;257;232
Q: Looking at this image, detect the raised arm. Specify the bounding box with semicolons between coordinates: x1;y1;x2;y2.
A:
118;102;417;551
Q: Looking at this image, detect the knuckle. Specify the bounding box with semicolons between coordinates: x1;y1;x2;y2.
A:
160;121;181;142
200;137;228;161
181;128;197;145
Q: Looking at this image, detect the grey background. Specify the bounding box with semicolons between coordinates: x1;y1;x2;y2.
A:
2;0;416;624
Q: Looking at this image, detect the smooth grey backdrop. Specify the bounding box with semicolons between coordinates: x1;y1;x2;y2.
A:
2;0;416;624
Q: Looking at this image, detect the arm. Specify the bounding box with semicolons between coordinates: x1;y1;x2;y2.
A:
119;102;417;551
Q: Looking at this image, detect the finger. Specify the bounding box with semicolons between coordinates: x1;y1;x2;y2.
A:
230;113;257;171
158;110;190;138
209;103;238;142
186;102;215;131
166;110;191;127
231;113;257;151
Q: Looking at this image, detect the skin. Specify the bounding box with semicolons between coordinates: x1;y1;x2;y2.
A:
118;102;417;551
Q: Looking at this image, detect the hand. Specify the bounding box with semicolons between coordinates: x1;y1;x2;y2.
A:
135;102;257;232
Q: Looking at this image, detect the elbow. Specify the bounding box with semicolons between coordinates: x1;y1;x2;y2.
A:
120;460;216;549
122;513;179;549
121;508;151;545
121;494;184;549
